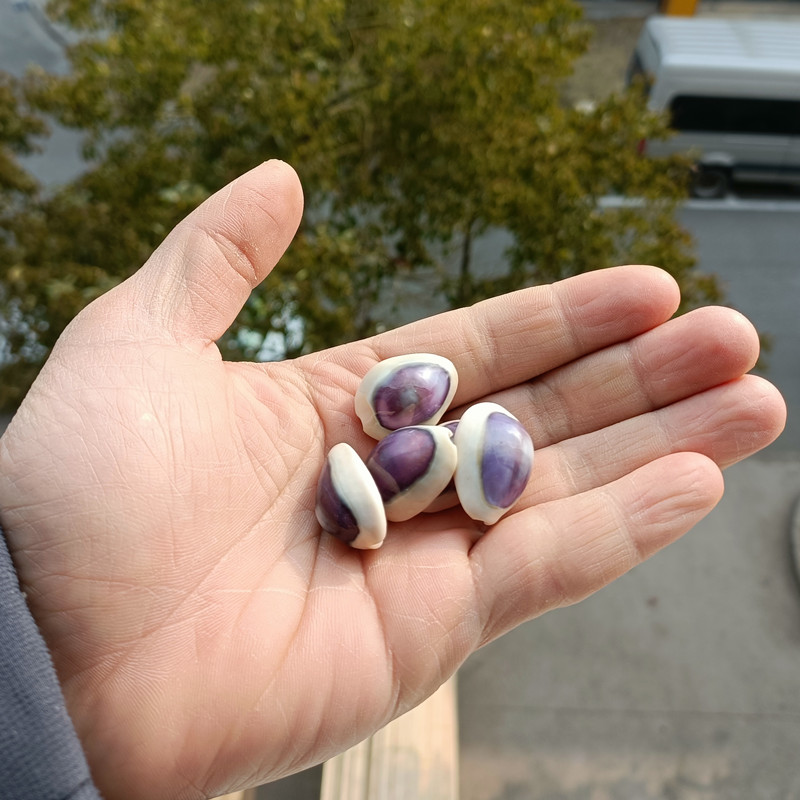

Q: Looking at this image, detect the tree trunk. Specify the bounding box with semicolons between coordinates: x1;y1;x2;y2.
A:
457;218;474;307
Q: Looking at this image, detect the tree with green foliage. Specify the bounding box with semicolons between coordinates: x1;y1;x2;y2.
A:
0;72;49;402
0;0;719;411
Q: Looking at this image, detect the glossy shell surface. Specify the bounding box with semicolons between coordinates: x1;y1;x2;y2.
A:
315;442;387;549
366;425;458;522
354;354;458;440
453;403;534;525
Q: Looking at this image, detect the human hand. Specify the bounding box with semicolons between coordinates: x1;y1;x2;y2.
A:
0;161;785;800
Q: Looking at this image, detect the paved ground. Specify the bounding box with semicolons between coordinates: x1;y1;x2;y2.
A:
460;454;800;800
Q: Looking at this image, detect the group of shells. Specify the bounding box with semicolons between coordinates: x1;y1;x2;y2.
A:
315;354;535;549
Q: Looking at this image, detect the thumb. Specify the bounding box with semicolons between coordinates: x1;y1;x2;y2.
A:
131;160;304;346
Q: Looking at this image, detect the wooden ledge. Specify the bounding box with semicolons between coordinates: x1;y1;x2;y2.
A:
320;676;459;800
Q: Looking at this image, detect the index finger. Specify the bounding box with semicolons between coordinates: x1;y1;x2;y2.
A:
365;265;681;404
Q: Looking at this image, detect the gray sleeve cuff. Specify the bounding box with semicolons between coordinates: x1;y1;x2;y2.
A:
0;521;103;800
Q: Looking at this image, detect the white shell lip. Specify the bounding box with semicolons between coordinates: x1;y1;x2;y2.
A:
354;353;459;440
453;402;533;526
317;442;387;549
378;426;458;522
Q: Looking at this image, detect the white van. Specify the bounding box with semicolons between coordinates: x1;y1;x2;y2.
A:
628;17;800;198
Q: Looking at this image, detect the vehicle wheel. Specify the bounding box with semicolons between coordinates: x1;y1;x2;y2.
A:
690;167;730;199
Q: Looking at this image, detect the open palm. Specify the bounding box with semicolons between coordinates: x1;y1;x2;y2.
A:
0;162;785;800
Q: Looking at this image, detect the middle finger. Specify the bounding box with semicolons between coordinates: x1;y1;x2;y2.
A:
522;373;782;507
454;305;760;448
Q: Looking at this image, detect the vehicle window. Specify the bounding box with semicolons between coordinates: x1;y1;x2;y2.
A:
670;95;800;136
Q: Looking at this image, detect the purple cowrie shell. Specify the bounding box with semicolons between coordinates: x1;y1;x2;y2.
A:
454;403;534;525
366;425;457;522
316;443;387;549
355;354;458;440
